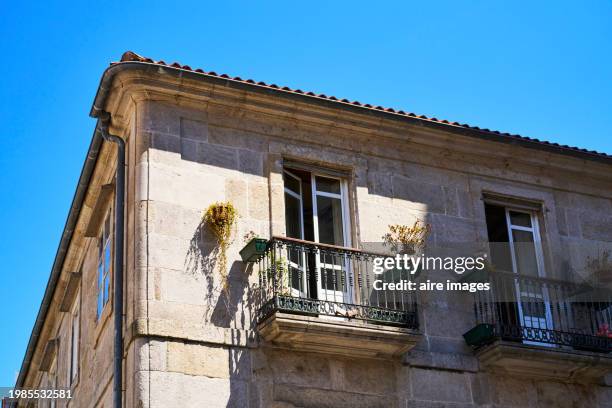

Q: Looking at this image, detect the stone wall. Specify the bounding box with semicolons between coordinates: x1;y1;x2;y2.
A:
20;76;612;407
129;97;612;408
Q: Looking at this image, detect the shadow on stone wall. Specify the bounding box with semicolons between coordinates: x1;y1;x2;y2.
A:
147;113;265;177
185;219;218;313
185;220;260;406
210;261;259;329
185;219;261;327
227;329;251;407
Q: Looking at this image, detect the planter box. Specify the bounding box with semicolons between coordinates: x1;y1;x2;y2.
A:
463;323;496;347
240;238;268;262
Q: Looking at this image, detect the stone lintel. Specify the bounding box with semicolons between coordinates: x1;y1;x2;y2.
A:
59;272;82;312
84;183;114;237
39;338;58;372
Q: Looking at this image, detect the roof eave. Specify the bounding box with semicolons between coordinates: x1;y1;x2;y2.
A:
93;60;612;165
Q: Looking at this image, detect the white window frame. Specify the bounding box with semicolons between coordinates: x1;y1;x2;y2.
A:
504;207;554;345
310;172;352;303
283;170;306;240
283;170;308;297
69;292;80;385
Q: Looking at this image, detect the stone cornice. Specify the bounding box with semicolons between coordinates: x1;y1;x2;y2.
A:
94;61;611;160
101;68;612;195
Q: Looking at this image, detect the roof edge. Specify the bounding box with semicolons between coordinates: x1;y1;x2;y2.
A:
92;51;611;165
16;125;103;388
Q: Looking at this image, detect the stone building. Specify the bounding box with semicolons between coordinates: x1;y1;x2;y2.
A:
14;51;612;408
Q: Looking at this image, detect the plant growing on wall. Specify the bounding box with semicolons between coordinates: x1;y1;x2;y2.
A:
204;202;238;294
243;230;259;243
382;220;431;255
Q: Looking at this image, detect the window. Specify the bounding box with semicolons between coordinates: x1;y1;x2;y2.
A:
97;209;112;319
484;203;545;277
282;168;350;246
282;167;352;302
484;202;553;344
69;293;80;384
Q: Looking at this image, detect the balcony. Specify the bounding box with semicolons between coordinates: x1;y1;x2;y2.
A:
247;236;420;358
463;270;612;381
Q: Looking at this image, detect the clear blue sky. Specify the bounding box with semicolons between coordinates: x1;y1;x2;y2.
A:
1;1;611;385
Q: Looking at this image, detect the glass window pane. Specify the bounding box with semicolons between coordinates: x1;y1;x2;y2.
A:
316;196;344;246
509;211;532;228
512;230;539;276
315;176;341;194
98;261;104;286
104;275;110;304
284;193;303;239
283;172;301;195
97;289;103;318
512;229;534;243
104;244;112;272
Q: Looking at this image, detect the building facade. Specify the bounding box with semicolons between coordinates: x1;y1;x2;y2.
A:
15;51;612;408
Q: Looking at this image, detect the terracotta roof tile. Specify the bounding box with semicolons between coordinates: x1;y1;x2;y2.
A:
116;51;611;160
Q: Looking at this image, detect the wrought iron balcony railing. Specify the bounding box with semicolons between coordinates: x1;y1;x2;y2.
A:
254;236;419;329
466;270;612;352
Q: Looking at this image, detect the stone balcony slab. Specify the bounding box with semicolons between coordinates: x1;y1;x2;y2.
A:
257;311;421;359
475;340;612;383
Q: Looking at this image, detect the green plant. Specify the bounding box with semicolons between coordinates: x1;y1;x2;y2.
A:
382;221;431;255
204;202;238;294
243;230;259;244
